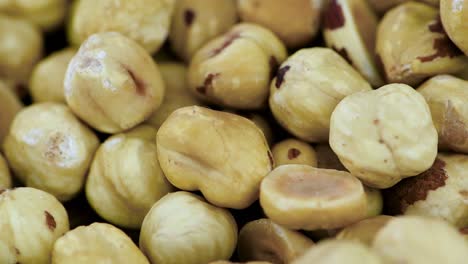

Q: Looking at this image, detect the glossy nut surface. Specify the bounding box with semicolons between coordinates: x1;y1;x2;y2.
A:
271;138;317;167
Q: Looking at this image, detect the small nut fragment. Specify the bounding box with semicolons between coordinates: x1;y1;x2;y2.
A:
315;143;347;171
65;32;165;133
0;81;22;147
0;153;12;189
260;164;367;230
336;215;394;245
157;106;273;209
0;187;69;264
3;103;99;201
270;48;371;142
237;218;314;263
364;186;383;217
271;138;318;167
330;83;438;188
139;192;238;264
441;0;468;56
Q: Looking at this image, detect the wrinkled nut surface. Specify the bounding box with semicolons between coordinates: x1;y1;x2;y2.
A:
260;164;367;230
376;2;467;86
336;215;393;245
86;125;174;229
330;83;438;188
52;223;149;264
364;186;383;217
0;154;12;189
30;47;76;103
170;0;237;61
65;32;165;133
271;138;318;167
372;216;468;264
0;82;22;147
441;0;468;56
238;0;321;48
157;106;273;209
237;218;314;264
139;192;238;264
0;187;69;264
270;48;371;143
69;0;175;54
188;23;287;109
315;143;348;171
3;103;99;201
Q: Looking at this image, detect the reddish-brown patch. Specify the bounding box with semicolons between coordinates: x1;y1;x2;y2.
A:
275;65;291;88
428;16;444;34
44;211;56;231
332;46;352;65
288;148;301;159
209;32;241;57
460;227;468;234
269;56;279;80
126;68;146;96
373;119;380;125
268;151;274;168
196;73;220;94
323;0;346;30
184;9;195;26
0;189;5;195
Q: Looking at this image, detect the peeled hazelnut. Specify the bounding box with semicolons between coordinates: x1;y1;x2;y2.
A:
315;143;347;171
223;110;274;145
188;23;287;109
86;125;174;229
364;186;383;217
271;138;318;167
65;32;165;133
52;223;149;264
169;0;237;61
260;164;367;230
237;218;314;263
0;187;69;264
3;103;99;201
376;1;467;86
269;48;372;143
30;48;76;103
441;0;468;56
69;0;175;54
0;81;22;147
329;83;438;188
139;191;238;264
372;216;468;263
157;106;273;209
0;153;12;189
336;215;394;245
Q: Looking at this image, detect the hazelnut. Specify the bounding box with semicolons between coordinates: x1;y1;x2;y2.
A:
86;125;174;229
329;83;438;188
315;143;347;171
3;103;99;201
364;186;383;217
0;81;22;147
336;215;394;245
169;0;238;61
441;0;468;56
188;23;287;109
223;110;274;145
260;164;367;230
64;32;165;133
376;1;468;86
156;106;273;209
271;138;318;167
237;218;314;263
52;223;149;264
0;153;12;189
139;191;238;264
0;187;69;264
269;48;372;143
68;0;176;54
367;0;407;13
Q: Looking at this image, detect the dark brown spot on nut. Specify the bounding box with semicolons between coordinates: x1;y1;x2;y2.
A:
373;119;380;125
268;151;274;168
323;0;346;30
460;227;468;234
275;65;291;88
184;9;195;26
15;248;20;255
210;31;241;57
332;46;352;65
0;189;5;195
428;16;444;34
288;148;301;160
44;211;56;231
269;56;278;80
196;73;220;94
126;67;146;96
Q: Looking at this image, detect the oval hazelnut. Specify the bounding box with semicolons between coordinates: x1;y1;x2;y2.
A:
271;138;318;167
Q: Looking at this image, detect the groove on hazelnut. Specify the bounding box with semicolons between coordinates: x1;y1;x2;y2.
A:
184;9;196;26
275;65;290;88
125;67;146;96
44;211;57;231
210;31;241;58
196;73;220;94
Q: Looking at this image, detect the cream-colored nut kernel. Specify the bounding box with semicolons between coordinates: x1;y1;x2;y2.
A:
52;223;149;264
188;23;287;109
238;218;314;263
330;83;438;188
86;125;174;229
30;48;76;103
292;240;383;264
372;216;468;263
223;110;274;145
3;103;99;201
139;191;238;264
441;0;468;56
323;0;383;87
260;164;367;230
0;154;12;189
65;32;165;133
69;0;175;54
336;215;393;245
376;2;468;86
157;106;273;209
169;0;237;61
123;124;158;141
0;81;22;147
315;143;347;171
270;47;372;142
145;62;201;129
271;138;318;167
0;187;69;264
364;186;383;217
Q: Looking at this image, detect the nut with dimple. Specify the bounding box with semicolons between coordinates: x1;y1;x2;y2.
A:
0;153;12;189
441;0;468;56
0;81;22;147
271;138;318;167
336;215;394;245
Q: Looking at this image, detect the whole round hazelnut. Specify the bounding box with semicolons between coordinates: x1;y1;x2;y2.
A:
271;138;318;167
441;0;468;56
0;81;22;147
336;215;394;245
0;153;12;189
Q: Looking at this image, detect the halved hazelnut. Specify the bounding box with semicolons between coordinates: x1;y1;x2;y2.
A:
271;138;318;167
336;215;393;245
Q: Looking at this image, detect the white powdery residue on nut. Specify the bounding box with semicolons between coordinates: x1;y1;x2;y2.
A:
102;79;117;92
22;128;44;145
96;50;107;59
452;0;464;12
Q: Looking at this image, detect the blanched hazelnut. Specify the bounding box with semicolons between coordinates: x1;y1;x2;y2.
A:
139;191;238;264
65;32;165;133
3;103;99;201
237;218;314;263
269;48;371;143
157;106;273;209
0;187;69;264
376;1;467;86
364;186;383;217
441;0;468;56
0;81;22;147
271;138;317;167
0;153;12;189
329;83;438;188
30;48;76;103
315;143;347;171
68;0;175;54
169;0;237;61
223;110;274;145
188;23;287;109
52;223;149;264
260;164;367;230
336;215;393;245
86;125;174;229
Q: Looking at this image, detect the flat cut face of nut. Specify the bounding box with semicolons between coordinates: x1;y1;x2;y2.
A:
441;0;468;56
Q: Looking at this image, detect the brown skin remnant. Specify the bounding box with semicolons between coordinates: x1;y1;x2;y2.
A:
126;68;146;96
15;248;20;255
428;16;444;34
268;151;274;168
209;32;241;58
275;65;291;88
373;119;380;125
459;190;468;198
323;0;346;30
288;148;301;159
184;9;195;27
0;189;5;195
459;227;468;234
332;46;352;65
269;56;278;80
196;73;220;94
44;211;57;231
